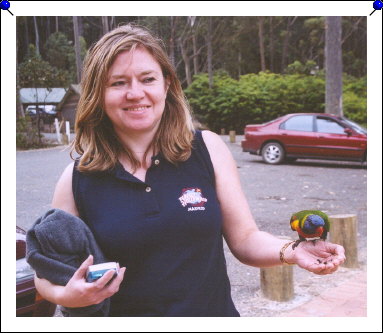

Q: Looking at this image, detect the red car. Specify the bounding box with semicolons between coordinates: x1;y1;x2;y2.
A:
241;113;367;164
16;226;57;316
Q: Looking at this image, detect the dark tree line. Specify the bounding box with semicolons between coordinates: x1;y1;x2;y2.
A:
17;16;366;89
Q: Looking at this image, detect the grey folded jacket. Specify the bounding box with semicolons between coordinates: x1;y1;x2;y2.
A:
26;208;110;316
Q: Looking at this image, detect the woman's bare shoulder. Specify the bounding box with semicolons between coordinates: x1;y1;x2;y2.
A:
51;162;79;216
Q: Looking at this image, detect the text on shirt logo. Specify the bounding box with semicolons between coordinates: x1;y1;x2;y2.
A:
178;188;207;211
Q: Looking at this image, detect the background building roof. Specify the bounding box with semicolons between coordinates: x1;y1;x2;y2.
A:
20;88;67;104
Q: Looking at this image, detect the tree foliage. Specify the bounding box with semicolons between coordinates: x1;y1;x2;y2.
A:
16;16;367;137
18;45;70;88
185;72;366;132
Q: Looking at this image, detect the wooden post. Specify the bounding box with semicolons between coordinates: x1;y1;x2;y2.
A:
220;128;226;135
65;121;70;142
229;130;236;143
329;214;359;268
260;265;294;301
54;118;62;143
260;236;294;302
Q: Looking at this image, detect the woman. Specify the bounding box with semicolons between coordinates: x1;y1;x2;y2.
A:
34;24;345;317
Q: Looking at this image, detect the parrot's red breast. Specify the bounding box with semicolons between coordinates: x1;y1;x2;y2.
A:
296;225;324;239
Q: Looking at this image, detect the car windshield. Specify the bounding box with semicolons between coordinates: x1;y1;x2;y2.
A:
341;117;367;135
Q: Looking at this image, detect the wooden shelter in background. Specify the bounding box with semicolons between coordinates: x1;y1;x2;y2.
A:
20;88;66;111
56;84;81;129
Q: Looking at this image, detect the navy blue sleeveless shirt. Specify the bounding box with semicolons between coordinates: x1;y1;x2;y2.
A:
72;131;240;317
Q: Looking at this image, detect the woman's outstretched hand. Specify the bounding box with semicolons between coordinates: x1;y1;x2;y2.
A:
285;240;346;275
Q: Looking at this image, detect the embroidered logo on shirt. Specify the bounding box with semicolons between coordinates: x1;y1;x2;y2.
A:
178;188;207;211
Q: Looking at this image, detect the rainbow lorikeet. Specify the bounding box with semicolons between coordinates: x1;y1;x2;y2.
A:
290;210;330;250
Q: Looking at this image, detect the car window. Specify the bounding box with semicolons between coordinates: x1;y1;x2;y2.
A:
281;115;313;132
316;117;345;134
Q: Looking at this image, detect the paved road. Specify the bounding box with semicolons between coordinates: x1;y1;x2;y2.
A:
16;135;367;316
16;145;74;230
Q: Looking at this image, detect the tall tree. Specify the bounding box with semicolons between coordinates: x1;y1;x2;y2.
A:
258;17;266;72
33;16;40;55
207;17;213;88
281;17;297;72
102;16;109;35
325;16;343;116
73;16;83;84
268;17;275;72
55;16;59;32
169;17;176;67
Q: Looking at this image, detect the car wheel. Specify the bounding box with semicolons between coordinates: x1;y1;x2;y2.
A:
261;142;285;164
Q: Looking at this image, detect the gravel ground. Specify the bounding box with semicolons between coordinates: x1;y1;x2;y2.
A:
16;134;367;317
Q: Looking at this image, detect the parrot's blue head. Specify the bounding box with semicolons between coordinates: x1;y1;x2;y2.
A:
306;215;325;228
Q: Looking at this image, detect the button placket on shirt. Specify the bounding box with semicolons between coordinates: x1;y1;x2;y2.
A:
142;158;161;217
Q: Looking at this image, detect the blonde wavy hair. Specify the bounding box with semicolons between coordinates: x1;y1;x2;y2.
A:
71;24;195;173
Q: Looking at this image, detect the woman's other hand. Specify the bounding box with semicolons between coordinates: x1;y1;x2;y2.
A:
57;255;126;308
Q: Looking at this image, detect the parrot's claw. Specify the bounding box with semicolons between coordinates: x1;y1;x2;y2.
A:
292;240;302;250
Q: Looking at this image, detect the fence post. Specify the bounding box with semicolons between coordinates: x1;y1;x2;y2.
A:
54;118;62;144
329;214;359;268
229;130;236;143
220;128;226;135
66;121;70;142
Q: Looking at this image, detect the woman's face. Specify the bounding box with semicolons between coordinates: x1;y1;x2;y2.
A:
104;47;169;136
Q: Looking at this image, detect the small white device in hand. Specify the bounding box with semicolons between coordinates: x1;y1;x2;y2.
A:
86;262;119;283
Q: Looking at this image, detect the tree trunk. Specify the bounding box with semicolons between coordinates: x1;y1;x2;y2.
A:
16;42;25;118
179;39;192;86
325;16;343;116
192;34;199;76
78;16;84;36
169;17;176;67
269;17;274;72
102;17;109;35
207;17;213;88
46;16;50;41
281;17;297;72
55;16;59;33
33;16;40;55
238;50;242;77
24;17;30;60
35;88;42;144
73;16;83;84
110;16;115;30
169;16;176;67
258;17;266;72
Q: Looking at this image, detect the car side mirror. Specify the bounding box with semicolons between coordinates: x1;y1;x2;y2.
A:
344;128;353;136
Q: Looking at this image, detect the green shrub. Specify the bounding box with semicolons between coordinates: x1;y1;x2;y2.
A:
16;116;44;149
185;72;366;133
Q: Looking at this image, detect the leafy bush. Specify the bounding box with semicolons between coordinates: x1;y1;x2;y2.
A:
16;116;43;149
343;76;367;124
185;72;366;133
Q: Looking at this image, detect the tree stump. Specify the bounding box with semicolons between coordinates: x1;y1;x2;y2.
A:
260;265;294;301
229;130;236;143
329;214;359;268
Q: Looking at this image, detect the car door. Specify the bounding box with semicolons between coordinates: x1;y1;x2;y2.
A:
314;116;366;159
279;115;322;156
